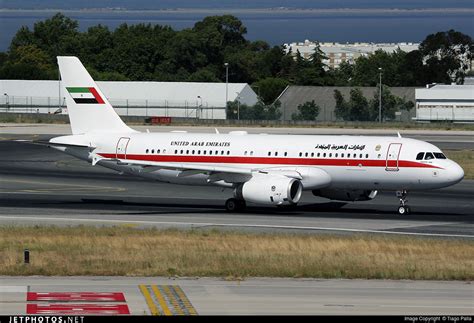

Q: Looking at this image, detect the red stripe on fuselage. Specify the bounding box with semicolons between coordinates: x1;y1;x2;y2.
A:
99;153;442;169
88;87;105;104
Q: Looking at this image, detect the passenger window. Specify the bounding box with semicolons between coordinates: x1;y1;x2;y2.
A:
146;149;149;154
275;152;278;156
186;150;189;154
227;151;230;155
180;150;183;154
215;150;218;155
198;150;201;154
284;152;287;157
425;152;434;160
365;154;369;158
416;152;424;160
221;151;224;155
151;149;154;154
299;152;302;157
434;152;447;159
250;151;254;156
317;153;320;157
359;154;362;158
203;150;206;155
209;151;212;155
268;152;271;156
335;153;338;158
174;150;177;154
323;153;326;157
341;153;344;158
311;152;314;157
157;149;161;154
329;153;332;157
192;150;195;154
305;152;308;157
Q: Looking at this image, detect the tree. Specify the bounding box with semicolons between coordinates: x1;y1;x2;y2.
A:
369;85;414;121
252;77;289;105
420;30;473;84
334;89;350;120
0;44;55;79
292;100;320;121
333;89;370;121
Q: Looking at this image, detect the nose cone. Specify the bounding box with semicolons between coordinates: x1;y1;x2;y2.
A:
448;161;464;185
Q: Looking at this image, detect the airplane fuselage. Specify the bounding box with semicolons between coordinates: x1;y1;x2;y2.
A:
53;131;464;192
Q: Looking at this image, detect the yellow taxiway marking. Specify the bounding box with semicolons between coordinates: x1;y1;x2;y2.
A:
151;285;173;316
172;286;198;315
163;285;185;315
139;284;160;316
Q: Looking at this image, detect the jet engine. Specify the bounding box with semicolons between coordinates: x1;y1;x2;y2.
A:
312;189;378;201
236;175;303;206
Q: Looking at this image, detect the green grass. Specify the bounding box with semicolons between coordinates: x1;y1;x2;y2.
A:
1;226;472;280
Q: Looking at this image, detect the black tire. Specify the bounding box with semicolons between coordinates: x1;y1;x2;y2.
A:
225;198;245;212
398;206;406;215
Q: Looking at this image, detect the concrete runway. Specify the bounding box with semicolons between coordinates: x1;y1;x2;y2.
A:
0;133;473;238
1;126;473;316
1;277;473;315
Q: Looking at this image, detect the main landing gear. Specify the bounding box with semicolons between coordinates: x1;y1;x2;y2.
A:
396;190;410;215
225;198;246;212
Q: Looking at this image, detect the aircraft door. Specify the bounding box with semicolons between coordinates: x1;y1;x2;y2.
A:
386;143;402;171
116;137;130;159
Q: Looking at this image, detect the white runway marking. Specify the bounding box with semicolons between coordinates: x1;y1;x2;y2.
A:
0;215;472;239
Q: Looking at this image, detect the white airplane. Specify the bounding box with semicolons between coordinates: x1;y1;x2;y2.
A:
43;56;464;215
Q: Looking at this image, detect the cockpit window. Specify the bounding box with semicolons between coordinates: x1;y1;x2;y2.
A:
424;152;435;160
416;152;424;160
434;152;446;159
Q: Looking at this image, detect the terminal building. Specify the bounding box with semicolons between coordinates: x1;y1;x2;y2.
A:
0;80;259;120
415;84;474;122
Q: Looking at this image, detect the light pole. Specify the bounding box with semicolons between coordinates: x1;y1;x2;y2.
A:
197;95;203;119
378;67;382;123
236;93;241;120
224;63;229;109
3;93;9;111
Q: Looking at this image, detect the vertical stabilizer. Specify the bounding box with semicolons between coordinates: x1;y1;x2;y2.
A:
57;56;135;134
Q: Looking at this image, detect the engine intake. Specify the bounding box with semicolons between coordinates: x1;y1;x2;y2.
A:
312;189;378;201
236;175;303;206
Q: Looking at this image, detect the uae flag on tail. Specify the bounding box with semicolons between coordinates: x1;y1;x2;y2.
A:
66;87;105;104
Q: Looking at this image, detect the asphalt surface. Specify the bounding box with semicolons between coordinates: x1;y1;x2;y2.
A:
1;277;473;315
0;132;473;238
1;126;473;316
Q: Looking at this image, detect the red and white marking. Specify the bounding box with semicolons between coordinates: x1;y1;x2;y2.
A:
27;292;125;302
27;304;130;315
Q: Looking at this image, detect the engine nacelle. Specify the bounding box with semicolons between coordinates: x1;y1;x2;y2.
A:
236;175;303;206
312;189;378;201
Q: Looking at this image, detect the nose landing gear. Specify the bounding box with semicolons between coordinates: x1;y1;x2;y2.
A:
396;190;410;215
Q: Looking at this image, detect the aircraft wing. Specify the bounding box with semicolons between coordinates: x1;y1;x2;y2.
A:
15;140;95;149
104;157;253;175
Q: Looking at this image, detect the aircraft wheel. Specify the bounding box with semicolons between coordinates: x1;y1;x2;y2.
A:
225;198;245;212
398;206;409;215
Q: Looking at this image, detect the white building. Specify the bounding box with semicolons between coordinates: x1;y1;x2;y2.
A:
0;80;259;120
283;40;420;69
415;84;474;122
